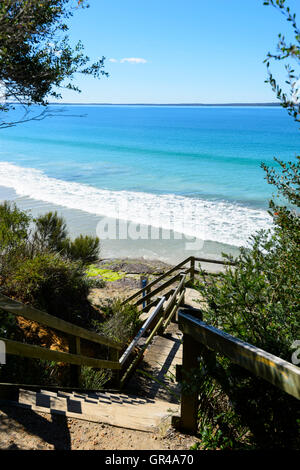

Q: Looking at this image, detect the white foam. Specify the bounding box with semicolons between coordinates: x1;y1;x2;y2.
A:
0;162;272;247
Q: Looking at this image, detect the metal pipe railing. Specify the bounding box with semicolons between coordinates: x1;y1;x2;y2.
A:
119;296;166;367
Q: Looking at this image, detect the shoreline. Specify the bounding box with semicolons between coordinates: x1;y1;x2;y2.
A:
47;102;281;107
0;163;272;248
0;185;241;266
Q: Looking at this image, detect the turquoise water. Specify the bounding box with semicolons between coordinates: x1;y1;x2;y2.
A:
0;105;299;248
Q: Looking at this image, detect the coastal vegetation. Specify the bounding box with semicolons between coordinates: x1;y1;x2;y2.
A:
190;0;300;450
86;265;126;283
0;203;100;321
0;203;140;387
92;299;141;346
192;157;299;449
0;0;299;452
0;0;107;128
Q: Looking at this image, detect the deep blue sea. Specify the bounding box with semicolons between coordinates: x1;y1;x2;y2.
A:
0;105;299;249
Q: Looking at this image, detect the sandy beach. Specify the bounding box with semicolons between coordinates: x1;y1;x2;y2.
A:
0;185;241;266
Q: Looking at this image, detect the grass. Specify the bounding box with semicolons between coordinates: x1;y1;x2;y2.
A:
85;265;126;282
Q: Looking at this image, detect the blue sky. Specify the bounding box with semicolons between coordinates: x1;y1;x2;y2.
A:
58;0;300;104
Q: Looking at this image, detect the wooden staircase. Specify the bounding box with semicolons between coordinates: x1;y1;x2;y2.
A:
1;253;297;437
0;256;224;433
15;387;179;432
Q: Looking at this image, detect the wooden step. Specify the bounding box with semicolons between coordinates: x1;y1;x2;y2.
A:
17;389;179;432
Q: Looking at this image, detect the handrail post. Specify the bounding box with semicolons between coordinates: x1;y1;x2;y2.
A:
176;307;203;434
178;330;201;434
143;279;152;308
69;336;81;387
146;285;151;308
109;347;120;388
172;273;186;323
174;293;185;324
140;277;148;309
158;303;166;335
190;257;195;285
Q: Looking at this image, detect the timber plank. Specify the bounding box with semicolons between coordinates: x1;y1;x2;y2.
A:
0;293;122;350
179;311;300;400
2;337;121;370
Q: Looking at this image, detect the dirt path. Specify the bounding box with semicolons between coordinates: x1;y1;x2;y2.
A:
88;257;174;304
0;406;199;450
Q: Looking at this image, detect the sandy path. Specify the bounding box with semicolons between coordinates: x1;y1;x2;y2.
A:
0;406;199;450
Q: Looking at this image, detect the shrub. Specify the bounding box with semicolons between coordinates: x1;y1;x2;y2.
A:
0;311;23;344
197;230;299;360
193;157;300;448
62;235;100;265
33;211;67;252
0;203;103;324
80;366;111;390
0;204;101;265
187;353;299;449
3;252;92;326
0;201;30;253
93;299;141;345
0;203;105;388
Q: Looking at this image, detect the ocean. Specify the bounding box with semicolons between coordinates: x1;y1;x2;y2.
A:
0;105;299;264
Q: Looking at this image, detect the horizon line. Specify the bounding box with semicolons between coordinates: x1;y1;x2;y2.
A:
47;102;280;107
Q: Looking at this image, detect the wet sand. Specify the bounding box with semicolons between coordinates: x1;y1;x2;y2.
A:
0;185;240;266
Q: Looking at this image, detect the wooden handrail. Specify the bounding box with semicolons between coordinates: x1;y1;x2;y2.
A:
163;289;185;330
119;296;166;367
175;307;300;433
0;256;238;392
161;273;186;320
120;316;165;388
141;288;174;313
123;255;235;307
2;337;121;370
0;293;122;350
178;308;300;399
134;272;183;307
0;259;189;390
119;273;187;386
193;256;236;266
175;272;186;295
122;256;192;304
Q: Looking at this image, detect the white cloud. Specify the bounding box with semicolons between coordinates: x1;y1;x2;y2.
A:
120;57;147;64
109;58;118;63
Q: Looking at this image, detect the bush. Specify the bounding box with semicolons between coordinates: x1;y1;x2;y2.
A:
0;202;103;323
2;252;92;326
62;234;100;265
0;201;30;253
198;230;299;360
80;366;111;390
187;353;300;449
33;211;67;252
0;203;100;265
0;311;22;343
0;203;105;388
193;157;300;448
93;299;142;345
34;211;100;265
